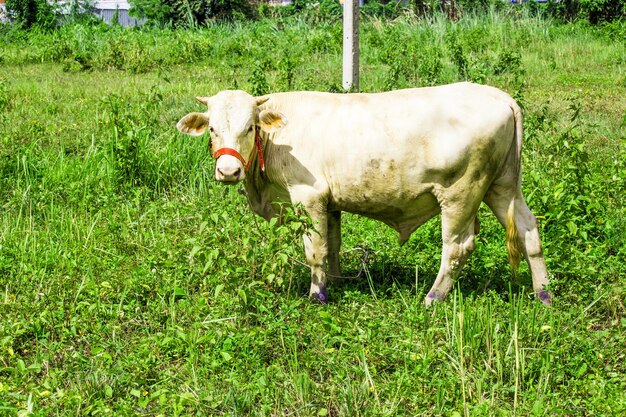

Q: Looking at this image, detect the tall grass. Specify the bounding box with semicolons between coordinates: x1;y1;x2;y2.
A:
0;13;625;416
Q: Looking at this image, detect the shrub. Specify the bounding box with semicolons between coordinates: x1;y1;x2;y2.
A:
579;0;625;24
458;0;501;14
546;0;625;24
361;0;405;19
279;0;342;23
5;0;57;30
58;0;101;26
129;0;254;27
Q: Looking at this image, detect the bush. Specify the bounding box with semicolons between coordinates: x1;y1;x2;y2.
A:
361;0;405;19
458;0;502;14
5;0;57;30
58;0;102;26
129;0;254;27
579;0;625;23
546;0;625;24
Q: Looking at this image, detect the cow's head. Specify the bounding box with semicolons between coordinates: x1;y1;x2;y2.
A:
176;90;286;183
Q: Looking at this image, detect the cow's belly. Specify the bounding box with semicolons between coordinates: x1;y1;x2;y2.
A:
330;187;441;243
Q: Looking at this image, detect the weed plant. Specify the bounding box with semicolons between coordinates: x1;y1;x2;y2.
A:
0;12;625;416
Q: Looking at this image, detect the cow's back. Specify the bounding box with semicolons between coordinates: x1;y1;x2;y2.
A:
262;83;515;173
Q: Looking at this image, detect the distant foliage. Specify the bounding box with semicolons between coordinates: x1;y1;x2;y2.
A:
5;0;57;30
4;0;101;29
2;0;623;30
129;0;254;26
292;0;342;19
259;0;343;23
60;0;100;25
546;0;625;23
360;0;405;19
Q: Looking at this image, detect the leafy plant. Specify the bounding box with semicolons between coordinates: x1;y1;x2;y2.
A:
418;46;444;85
277;54;297;90
445;31;469;80
493;49;522;75
250;60;270;96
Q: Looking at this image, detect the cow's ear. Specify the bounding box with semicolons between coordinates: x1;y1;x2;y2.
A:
177;112;209;136
196;96;210;106
258;110;286;133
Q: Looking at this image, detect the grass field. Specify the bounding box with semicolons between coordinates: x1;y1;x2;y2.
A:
1;12;625;416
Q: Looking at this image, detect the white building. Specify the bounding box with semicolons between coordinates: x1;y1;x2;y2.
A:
91;1;144;26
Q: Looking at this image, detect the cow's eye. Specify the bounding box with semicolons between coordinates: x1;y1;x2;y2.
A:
209;127;215;133
247;126;254;133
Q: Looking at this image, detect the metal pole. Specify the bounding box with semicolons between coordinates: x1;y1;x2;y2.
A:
342;0;359;92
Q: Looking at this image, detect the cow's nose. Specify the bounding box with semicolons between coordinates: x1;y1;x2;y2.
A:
216;167;242;182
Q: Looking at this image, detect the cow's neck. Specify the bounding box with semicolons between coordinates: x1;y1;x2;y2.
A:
244;132;275;220
245;129;271;183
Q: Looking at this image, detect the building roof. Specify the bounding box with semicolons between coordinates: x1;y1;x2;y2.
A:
54;0;131;9
93;1;131;8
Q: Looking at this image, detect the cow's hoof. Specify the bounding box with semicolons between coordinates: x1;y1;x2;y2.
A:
538;290;552;305
424;291;445;308
311;288;328;304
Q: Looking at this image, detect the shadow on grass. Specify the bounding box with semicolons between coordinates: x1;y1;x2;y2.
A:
283;249;536;305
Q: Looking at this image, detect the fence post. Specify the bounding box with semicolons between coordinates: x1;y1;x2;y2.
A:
342;0;359;92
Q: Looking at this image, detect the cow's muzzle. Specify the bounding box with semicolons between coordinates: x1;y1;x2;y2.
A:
215;164;244;183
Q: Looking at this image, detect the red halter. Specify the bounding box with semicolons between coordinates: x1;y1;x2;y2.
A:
210;127;265;172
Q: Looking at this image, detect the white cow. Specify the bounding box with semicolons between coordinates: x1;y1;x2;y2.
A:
176;82;551;306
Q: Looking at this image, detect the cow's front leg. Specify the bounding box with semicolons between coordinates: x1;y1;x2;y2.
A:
327;210;342;281
292;186;332;303
303;208;329;303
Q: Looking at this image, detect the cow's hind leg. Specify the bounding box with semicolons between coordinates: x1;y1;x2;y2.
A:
424;211;477;307
484;185;551;303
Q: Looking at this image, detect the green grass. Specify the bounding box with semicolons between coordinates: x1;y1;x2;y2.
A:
1;13;625;416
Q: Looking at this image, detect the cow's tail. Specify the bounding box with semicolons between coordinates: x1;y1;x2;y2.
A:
506;199;521;276
505;101;524;276
510;101;523;188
